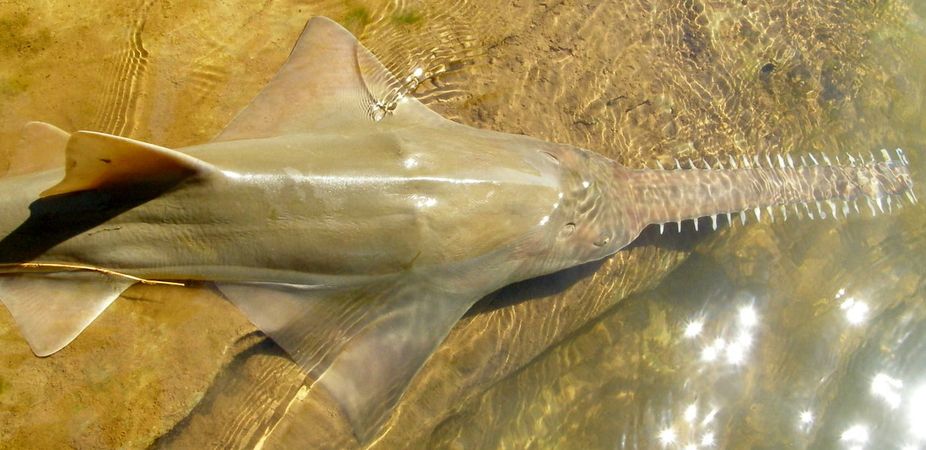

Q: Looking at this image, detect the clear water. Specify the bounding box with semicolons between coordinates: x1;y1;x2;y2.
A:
0;1;924;449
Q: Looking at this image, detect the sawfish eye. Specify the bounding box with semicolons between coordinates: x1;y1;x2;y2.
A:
541;151;559;164
593;235;610;247
559;222;576;237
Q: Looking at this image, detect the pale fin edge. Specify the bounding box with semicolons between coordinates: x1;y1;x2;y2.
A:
0;272;135;356
4;121;69;178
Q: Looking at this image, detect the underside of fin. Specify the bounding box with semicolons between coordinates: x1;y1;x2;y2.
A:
0;272;134;356
216;275;480;441
216;16;444;142
5;121;70;177
40;131;215;198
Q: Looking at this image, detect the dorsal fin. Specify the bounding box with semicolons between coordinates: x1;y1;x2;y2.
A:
216;16;444;142
4;121;70;177
40;131;215;198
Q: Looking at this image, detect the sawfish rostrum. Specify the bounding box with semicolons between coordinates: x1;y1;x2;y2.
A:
0;17;914;441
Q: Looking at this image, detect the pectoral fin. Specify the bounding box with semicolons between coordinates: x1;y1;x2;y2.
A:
0;272;134;356
216;276;480;441
216;16;445;142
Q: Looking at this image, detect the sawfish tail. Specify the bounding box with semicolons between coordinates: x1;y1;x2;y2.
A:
625;149;916;231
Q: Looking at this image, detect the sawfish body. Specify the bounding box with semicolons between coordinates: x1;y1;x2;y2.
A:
0;17;914;441
0;128;581;281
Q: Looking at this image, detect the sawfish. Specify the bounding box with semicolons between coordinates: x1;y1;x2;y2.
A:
0;17;915;441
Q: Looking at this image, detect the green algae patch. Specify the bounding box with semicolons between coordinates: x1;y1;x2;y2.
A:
391;9;423;26
0;74;29;97
344;5;371;32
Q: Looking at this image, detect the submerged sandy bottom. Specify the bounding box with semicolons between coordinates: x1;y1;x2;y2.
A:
1;0;925;448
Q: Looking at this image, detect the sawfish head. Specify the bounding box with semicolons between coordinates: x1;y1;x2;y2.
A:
533;143;643;272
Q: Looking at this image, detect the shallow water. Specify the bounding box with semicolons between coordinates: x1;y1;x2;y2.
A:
1;0;924;449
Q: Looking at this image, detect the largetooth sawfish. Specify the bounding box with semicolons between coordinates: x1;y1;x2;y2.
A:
0;17;915;441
